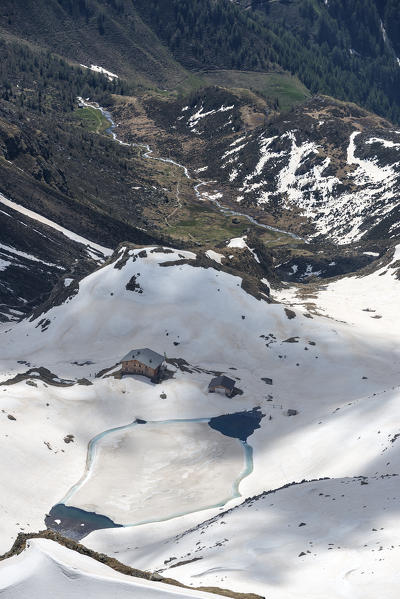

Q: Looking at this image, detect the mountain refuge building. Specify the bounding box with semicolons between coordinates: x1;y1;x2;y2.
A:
121;348;165;382
208;375;236;397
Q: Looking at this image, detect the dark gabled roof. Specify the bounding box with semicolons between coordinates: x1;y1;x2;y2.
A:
208;375;235;391
121;348;165;369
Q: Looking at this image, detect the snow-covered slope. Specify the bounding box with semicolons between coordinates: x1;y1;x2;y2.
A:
80;243;399;598
1;243;399;598
276;244;400;338
2;244;397;381
0;538;218;599
92;475;400;599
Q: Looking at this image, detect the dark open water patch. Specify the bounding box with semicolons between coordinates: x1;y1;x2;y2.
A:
209;407;264;441
45;503;122;540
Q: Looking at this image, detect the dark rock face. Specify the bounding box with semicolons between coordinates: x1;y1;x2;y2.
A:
0;203;92;322
209;408;264;442
276;252;377;282
45;504;122;541
0;367;74;387
126;275;143;293
284;308;296;319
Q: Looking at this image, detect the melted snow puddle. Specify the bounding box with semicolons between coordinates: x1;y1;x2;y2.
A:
77;98;303;241
47;416;254;539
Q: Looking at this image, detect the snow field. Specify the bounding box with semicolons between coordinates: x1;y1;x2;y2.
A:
276;244;400;339
0;538;218;598
0;366;256;554
92;476;400;599
205;250;224;264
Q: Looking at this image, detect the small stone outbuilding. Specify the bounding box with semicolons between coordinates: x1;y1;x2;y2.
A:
286;409;298;417
208;375;236;398
121;348;165;383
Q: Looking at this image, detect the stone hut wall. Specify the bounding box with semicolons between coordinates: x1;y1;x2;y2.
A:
122;359;157;379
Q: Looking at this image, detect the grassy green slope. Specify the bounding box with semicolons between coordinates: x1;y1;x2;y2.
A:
203;70;310;111
72;106;110;133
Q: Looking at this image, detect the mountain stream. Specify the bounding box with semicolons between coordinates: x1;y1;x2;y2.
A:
77;97;304;241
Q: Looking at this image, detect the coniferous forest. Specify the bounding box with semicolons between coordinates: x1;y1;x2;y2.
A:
134;0;400;122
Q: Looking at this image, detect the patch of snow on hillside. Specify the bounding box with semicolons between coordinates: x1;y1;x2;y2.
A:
226;236;259;262
205;250;224;264
188;105;235;135
239;136;282;199
221;142;248;160
347;132;397;184
366;137;400;149
188;106;216;129
0;258;11;271
80;64;118;81
0;243;63;269
200;191;223;201
261;277;270;287
249;247;260;263
229;168;238;181
227;236;247;248
304;264;322;277
278;132;320;199
229;135;247;147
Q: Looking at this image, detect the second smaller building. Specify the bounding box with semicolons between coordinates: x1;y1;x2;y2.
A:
208;375;236;398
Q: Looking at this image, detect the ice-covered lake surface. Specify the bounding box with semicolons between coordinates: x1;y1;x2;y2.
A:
46;412;259;536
